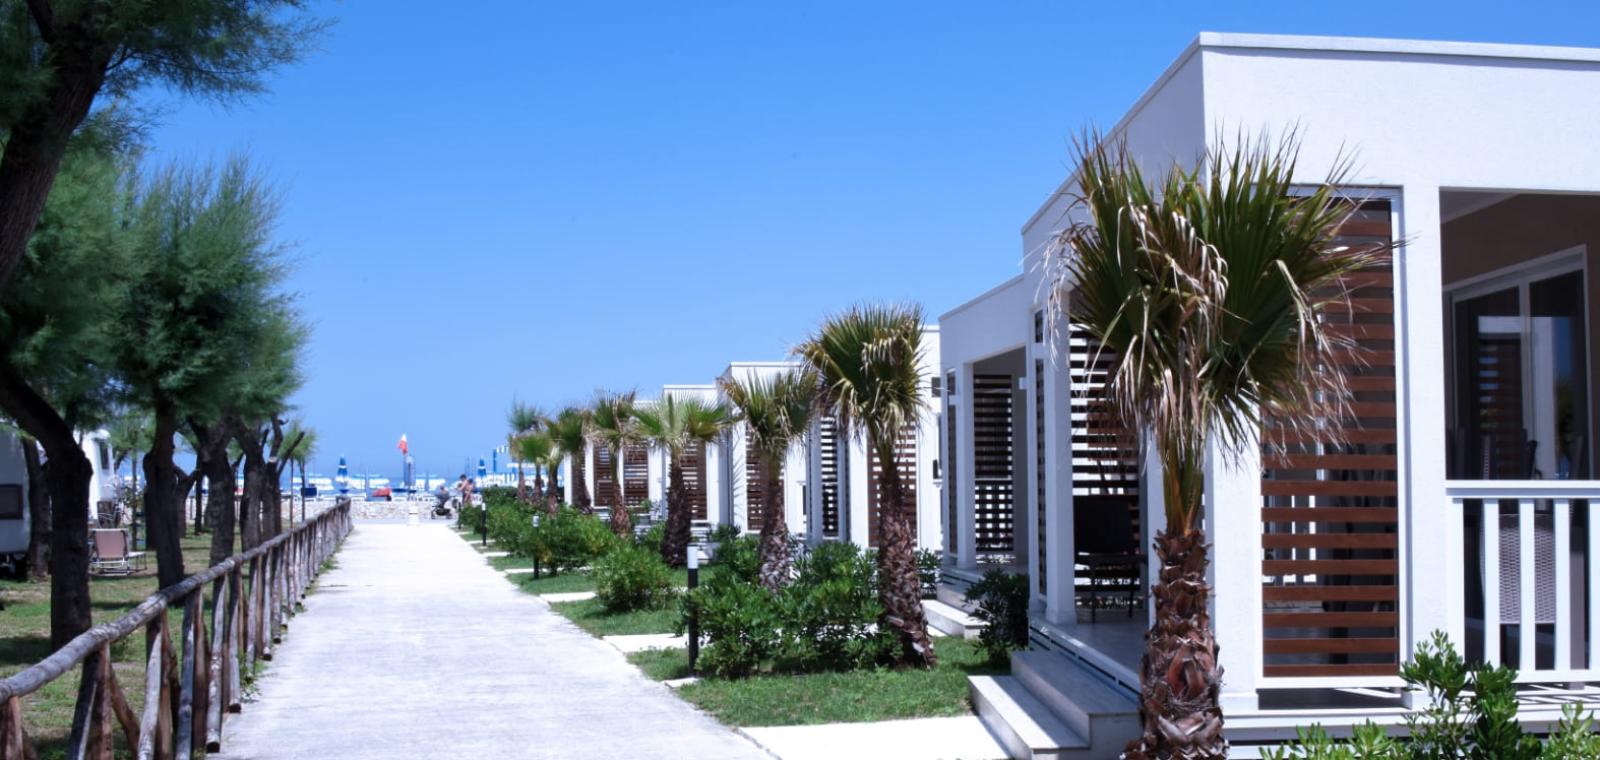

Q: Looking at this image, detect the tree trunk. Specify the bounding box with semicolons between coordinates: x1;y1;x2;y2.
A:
608;452;631;539
1123;528;1226;760
662;457;691;568
516;457;526;502
143;409;186;590
545;462;560;514
235;428;264;547
199;432;236;567
23;439;50;581
756;460;789;590
0;362;92;646
572;453;591;512
875;443;936;668
0;33;114;291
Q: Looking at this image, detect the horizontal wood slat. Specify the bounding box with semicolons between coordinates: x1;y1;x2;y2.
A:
1261;507;1397;523
1263;612;1398;629
1262;454;1397;470
1264;427;1397;445
1261;480;1398;498
1263;585;1398;602
1262;559;1399;575
1264;664;1398;678
1336;217;1392;238
1263;637;1398;655
1262;533;1397;550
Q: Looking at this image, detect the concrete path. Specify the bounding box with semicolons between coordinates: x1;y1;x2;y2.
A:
211;522;767;760
742;716;1007;760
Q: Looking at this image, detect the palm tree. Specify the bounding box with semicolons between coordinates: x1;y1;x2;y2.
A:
798;304;935;667
281;423;317;523
586;392;640;538
720;370;817;589
516;431;557;514
506;400;543;502
1039;135;1393;758
538;444;565;514
635;395;735;567
549;406;592;511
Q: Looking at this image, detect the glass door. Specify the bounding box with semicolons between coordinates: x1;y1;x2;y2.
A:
1451;267;1590;479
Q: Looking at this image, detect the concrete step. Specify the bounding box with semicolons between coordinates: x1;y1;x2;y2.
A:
923;599;987;639
970;675;1087;760
1011;650;1139;756
936;584;977;610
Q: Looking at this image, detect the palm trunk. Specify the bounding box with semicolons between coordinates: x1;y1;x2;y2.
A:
609;451;632;538
143;408;186;589
1123;528;1226;760
662;457;691;568
756;459;789;590
545;461;560;514
573;454;591;512
516;455;527;502
23;439;49;581
875;442;936;667
534;466;545;503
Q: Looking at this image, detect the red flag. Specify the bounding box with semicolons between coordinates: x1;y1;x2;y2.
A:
397;434;409;456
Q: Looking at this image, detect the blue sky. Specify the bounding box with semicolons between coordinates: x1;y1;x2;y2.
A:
142;1;1600;479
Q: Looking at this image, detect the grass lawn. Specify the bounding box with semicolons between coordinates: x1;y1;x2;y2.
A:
549;598;680;636
627;637;1007;726
0;530;235;758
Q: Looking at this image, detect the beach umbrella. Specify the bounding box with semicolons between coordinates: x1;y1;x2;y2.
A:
337;455;349;494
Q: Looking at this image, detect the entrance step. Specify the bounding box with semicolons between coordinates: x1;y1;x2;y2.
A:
1009;651;1139;757
970;676;1086;759
923;599;987;639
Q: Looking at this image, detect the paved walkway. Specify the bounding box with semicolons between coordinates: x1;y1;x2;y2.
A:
212;522;767;760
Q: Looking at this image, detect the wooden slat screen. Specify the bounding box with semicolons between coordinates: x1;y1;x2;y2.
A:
592;444;616;507
1261;200;1399;679
1035;358;1048;592
744;428;767;531
973;374;1016;558
820;416;842;538
946;372;959;553
681;441;708;520
867;425;918;548
1070;324;1141;534
623;441;650;508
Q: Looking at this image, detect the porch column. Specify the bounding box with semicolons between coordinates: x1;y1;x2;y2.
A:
847;437;869;547
1397;186;1460;653
955;362;978;569
1041;320;1076;624
1208;432;1263;714
806;420;825;545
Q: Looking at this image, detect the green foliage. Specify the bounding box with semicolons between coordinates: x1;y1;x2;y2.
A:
682;541;899;678
709;524;742;546
480;486;520;510
486;501;539;559
916;549;941;598
526;506;618;575
593;545;676;613
636;523;666;557
1266;631;1600;759
715;534;761;584
964;569;1031;662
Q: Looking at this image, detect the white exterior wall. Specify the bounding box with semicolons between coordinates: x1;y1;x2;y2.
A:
662;384;723;524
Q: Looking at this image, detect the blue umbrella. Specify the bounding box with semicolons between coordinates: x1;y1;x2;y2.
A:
477;457;487;480
492;448;499;473
337;455;349;494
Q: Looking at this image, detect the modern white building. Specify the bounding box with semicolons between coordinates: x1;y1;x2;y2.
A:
802;325;946;552
938;32;1600;758
715;362;810;535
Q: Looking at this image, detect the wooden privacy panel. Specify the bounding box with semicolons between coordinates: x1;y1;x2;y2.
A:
946;372;959;553
867;425;918;548
592;444;616;507
1069;324;1142;534
1261;201;1400;679
744;428;768;531
623;441;650;508
973;374;1017;558
681;441;708;520
820;416;842;538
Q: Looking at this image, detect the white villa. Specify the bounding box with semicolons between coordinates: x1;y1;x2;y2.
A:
936;32;1600;758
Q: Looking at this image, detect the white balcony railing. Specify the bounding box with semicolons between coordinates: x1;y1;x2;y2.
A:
1448;480;1600;683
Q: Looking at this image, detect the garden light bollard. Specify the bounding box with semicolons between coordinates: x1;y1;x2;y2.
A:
686;544;699;676
480;500;487;547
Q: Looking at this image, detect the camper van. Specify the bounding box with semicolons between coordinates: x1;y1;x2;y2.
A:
0;428;117;576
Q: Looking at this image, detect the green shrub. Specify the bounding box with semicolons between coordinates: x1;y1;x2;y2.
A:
594;545;677;612
680;572;781;678
916;548;941;598
480;485;520;510
457;501;485;533
487;502;539;557
708;523;741;546
1265;630;1600;759
637;522;666;558
715;534;761;583
964;569;1030;663
528;506;619;574
776;542;893;671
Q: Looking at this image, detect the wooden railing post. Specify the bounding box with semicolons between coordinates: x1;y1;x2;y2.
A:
1;696;26;760
136;611;171;760
227;568;243;713
174;590;199;760
205;578;227;751
64;644;109;760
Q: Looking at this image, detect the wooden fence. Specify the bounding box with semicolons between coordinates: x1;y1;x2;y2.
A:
0;499;352;759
